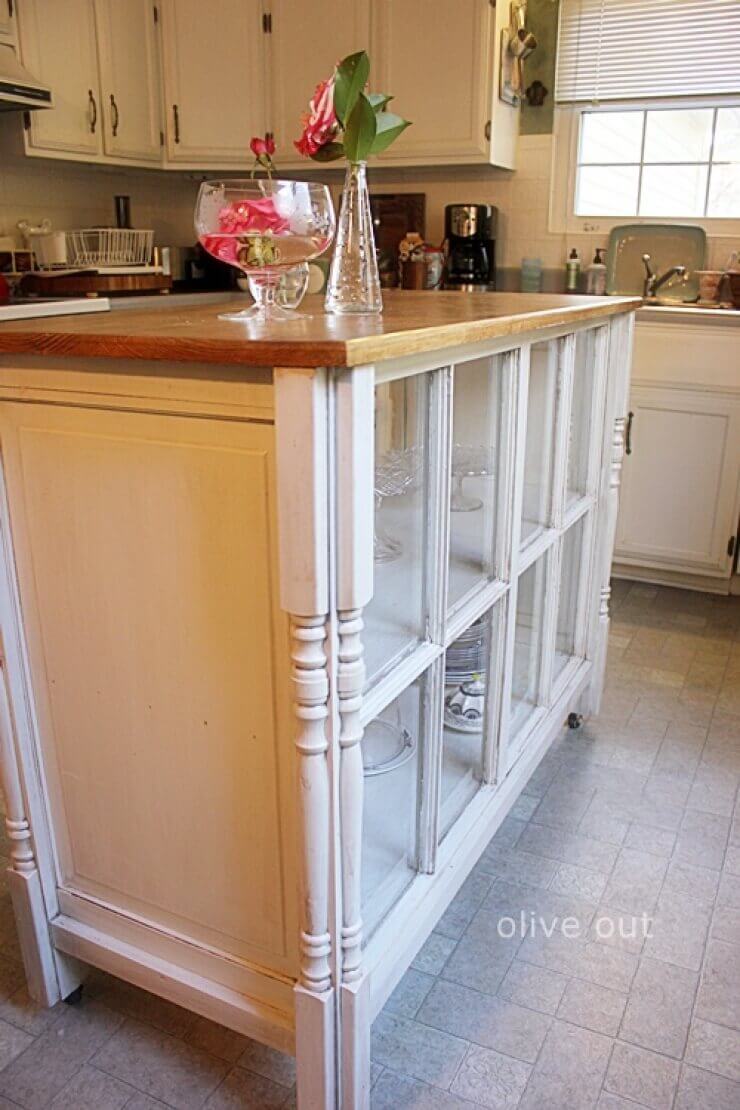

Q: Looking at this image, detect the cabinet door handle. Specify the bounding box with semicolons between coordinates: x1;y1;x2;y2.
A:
173;104;180;144
625;411;634;456
110;94;119;138
88;89;97;134
7;0;13;20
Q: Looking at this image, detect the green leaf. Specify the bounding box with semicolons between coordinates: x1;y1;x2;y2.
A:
369;111;411;155
333;51;370;127
342;92;377;163
367;92;393;112
310;141;345;162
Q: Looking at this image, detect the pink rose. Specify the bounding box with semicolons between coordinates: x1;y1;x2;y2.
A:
200;234;239;265
294;76;339;156
217;198;289;235
250;134;276;157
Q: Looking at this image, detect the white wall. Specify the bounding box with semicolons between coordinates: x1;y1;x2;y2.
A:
1;116;735;278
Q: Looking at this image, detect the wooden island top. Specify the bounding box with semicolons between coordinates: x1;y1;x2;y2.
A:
0;290;641;369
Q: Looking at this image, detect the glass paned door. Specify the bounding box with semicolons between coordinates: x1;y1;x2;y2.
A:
448;355;507;611
361;675;425;938
521;341;558;547
510;553;547;737
553;515;589;686
365;376;430;687
567;328;603;508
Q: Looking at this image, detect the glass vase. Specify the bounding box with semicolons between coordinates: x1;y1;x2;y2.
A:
325;161;382;315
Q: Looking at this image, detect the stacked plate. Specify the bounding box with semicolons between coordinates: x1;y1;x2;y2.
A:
445;618;489;683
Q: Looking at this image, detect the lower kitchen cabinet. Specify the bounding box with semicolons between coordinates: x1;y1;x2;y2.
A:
613;313;740;593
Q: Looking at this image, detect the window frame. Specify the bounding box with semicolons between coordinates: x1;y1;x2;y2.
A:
550;99;740;238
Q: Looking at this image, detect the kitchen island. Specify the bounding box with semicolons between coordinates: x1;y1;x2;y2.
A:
0;291;637;1109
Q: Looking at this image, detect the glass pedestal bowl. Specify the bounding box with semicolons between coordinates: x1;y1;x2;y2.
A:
451;444;495;512
194;179;335;323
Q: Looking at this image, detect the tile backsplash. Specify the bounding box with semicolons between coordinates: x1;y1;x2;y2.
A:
1;116;735;281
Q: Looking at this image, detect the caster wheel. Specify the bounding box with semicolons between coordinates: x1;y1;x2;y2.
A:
63;985;84;1006
567;712;583;730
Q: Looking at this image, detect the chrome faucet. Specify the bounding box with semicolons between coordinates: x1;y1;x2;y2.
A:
642;253;687;299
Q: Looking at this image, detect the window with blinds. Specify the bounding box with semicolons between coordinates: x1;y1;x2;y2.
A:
556;0;740;104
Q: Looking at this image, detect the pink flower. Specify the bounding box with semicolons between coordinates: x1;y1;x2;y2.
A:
294;76;339;156
250;134;276;157
217;197;289;235
200;234;238;265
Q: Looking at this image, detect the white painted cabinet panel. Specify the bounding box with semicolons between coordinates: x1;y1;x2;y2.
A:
613;315;740;591
0;401;297;972
160;0;266;166
370;0;497;164
18;0;102;158
0;0;15;41
94;0;162;163
615;387;740;580
268;0;370;165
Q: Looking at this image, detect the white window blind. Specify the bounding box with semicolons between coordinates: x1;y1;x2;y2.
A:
556;0;740;104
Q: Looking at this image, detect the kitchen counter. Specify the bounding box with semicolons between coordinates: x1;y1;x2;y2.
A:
637;303;740;326
0;290;640;368
0;293;637;1108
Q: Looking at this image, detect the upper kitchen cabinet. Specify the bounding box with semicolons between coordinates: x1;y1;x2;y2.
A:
18;0;161;166
0;0;15;41
369;0;518;168
18;0;102;159
268;0;370;166
159;0;265;167
93;0;162;163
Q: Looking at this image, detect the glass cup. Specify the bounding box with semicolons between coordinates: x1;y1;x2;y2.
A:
194;179;335;323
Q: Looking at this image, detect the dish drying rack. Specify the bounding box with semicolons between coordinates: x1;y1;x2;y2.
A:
32;229;156;271
66;229;155;268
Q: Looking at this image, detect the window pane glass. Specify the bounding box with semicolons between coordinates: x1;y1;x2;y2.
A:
440;615;491;840
643;108;713;163
521;341;558;548
511;554;546;738
708;163;740;217
567;328;603;507
579;110;643;164
448;355;505;612
639;165;708;217
554;516;587;686
714;107;740;161
362;677;422;935
575;166;640;216
365;376;429;688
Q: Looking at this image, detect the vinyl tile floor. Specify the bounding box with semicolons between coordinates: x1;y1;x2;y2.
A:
0;581;736;1108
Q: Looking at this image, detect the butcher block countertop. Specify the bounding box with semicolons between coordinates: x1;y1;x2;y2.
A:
0;291;640;369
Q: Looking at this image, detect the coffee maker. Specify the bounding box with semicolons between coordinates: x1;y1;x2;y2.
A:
443;204;497;291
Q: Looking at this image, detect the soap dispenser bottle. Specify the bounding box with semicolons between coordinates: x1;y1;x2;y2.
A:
585;248;607;295
565;248;581;292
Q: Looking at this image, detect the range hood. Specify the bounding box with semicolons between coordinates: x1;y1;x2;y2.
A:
0;43;51;112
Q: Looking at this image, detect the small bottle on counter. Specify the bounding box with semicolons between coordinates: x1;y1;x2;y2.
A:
565;247;581;292
584;248;607;295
